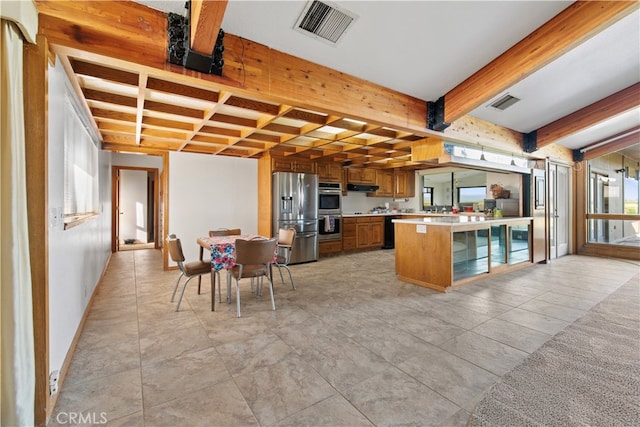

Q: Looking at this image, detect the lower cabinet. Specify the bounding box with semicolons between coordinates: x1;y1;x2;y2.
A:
343;217;357;250
319;240;342;255
343;216;383;251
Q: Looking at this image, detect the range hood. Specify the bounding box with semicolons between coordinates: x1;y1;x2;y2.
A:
347;183;379;192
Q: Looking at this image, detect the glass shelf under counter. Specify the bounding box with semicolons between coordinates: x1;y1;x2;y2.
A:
508;224;531;265
453;229;489;281
452;221;531;281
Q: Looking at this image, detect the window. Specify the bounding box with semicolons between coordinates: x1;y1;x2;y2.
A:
624;176;639;214
586;146;640;246
63;95;98;225
457;186;486;206
422;186;433;208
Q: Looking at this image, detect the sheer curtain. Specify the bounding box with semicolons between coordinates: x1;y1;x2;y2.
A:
1;17;35;427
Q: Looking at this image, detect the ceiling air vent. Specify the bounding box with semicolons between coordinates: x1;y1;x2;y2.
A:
294;1;358;45
489;94;521;111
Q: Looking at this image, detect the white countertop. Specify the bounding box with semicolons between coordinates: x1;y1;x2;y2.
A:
342;212;485;217
392;216;532;227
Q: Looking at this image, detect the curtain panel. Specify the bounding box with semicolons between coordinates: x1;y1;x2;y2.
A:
0;18;36;427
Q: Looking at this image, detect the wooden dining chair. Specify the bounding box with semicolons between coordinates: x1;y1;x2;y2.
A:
273;228;296;289
201;228;242;298
227;237;278;317
166;234;211;312
209;228;242;237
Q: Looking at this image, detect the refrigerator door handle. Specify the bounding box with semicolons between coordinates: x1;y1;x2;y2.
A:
297;175;304;215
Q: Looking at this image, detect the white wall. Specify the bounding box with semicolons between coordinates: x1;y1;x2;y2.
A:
168;152;258;263
119;170;148;243
48;59;112;378
112;152;163;170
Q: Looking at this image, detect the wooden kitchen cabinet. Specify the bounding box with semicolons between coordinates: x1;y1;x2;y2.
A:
347;167;376;185
394;170;415;198
342;217;357;250
319;240;342;255
272;156;316;174
317;162;342;182
369;170;393;197
344;216;383;250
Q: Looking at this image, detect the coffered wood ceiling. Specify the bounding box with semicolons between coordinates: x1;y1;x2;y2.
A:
36;0;640;167
59;52;425;167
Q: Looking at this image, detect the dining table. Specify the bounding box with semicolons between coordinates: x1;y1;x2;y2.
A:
197;234;276;311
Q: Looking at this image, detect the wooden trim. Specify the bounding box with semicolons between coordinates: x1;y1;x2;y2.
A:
586;213;640;221
257;153;273;237
443;1;639;123
111;166;118;252
24;34;50;426
189;0;228;55
161;152;170;270
578;243;640;261
574;161;587;255
537;83;640;148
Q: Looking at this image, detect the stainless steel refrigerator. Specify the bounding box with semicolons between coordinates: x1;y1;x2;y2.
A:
272;172;318;264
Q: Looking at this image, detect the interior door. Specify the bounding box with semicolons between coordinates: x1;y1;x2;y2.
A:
549;163;569;258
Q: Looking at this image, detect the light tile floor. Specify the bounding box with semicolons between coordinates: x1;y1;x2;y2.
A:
49;250;640;426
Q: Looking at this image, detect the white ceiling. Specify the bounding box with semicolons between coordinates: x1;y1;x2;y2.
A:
135;0;640;157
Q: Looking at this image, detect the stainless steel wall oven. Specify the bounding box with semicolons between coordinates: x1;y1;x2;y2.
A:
318;215;341;241
318;182;342;214
318;182;342;241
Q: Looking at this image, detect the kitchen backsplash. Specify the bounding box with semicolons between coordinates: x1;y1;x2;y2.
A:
342;191;418;214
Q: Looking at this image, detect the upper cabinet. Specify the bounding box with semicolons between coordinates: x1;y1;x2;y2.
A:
369;170;393;197
394;170;415;198
366;169;415;198
347;168;376;185
272;157;316;174
317;162;342;182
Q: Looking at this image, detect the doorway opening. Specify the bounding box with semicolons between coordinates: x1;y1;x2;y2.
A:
112;166;160;252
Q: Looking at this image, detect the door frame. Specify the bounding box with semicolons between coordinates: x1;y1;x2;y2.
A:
111;166;160;252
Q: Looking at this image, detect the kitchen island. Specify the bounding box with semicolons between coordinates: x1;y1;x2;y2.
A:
392;216;533;292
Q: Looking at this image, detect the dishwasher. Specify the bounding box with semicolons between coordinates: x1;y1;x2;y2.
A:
382;215;397;249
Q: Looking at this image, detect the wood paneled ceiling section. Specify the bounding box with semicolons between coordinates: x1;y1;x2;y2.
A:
65;55;425;168
43;1;637;169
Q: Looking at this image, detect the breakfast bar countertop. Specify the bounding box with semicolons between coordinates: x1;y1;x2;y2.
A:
392;216;533;227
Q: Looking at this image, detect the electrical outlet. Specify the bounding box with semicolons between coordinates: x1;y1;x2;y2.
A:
49;370;59;396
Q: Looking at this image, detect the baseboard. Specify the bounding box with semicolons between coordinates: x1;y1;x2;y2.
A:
46;252;113;423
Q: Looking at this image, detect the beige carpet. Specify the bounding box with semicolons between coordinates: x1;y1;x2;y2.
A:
470;273;640;427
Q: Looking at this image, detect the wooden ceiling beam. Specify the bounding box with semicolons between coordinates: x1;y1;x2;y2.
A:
189;0;228;56
443;1;639;124
536;83;640;148
581;128;640;161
